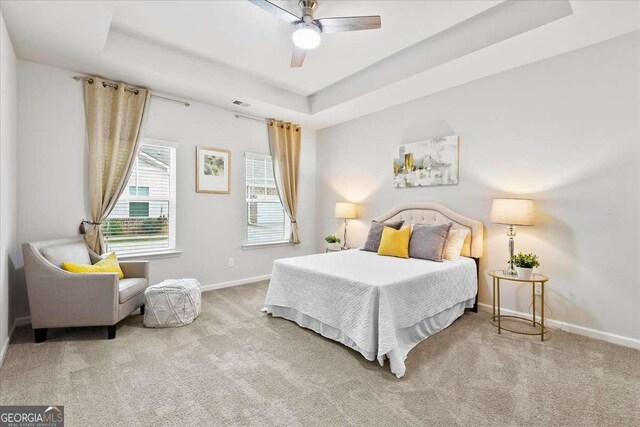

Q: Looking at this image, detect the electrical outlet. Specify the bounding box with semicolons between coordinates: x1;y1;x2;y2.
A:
227;258;235;268
534;283;541;296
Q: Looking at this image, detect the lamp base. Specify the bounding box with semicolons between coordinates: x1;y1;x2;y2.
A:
342;218;348;249
505;228;517;277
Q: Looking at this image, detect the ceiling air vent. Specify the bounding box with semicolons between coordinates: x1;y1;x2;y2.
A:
232;100;251;107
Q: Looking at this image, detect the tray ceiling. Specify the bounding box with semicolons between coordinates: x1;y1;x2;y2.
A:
1;1;638;129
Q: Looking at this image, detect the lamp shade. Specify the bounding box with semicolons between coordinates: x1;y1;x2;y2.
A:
334;202;357;219
490;198;534;226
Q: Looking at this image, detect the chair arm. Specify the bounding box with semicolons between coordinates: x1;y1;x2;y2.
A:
22;243;120;328
120;261;149;279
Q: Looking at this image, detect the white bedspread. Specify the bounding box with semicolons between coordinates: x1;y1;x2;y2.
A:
263;249;477;377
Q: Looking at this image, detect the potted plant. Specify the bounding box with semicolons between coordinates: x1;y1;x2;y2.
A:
325;235;342;251
510;252;540;279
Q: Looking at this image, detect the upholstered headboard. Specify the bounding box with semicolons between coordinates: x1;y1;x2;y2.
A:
372;202;484;258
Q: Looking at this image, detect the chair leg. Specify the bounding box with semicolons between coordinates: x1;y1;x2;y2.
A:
34;328;48;343
140;304;145;315
107;324;116;340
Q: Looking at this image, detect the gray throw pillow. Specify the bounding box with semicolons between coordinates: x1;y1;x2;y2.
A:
409;223;453;262
362;220;405;252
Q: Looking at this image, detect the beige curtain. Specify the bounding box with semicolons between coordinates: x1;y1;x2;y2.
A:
82;77;150;254
267;119;302;244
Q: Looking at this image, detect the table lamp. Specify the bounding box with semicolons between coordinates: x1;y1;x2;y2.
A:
334;202;357;249
490;198;535;276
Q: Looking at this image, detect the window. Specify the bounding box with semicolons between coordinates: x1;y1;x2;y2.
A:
245;152;290;245
128;187;150;217
129;186;149;196
101;140;177;255
129;202;149;217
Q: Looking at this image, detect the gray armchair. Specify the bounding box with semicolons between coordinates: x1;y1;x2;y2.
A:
22;237;149;342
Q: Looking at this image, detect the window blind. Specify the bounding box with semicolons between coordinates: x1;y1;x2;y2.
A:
102;142;177;255
245;152;290;244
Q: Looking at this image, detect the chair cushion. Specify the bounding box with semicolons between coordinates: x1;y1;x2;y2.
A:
41;242;91;268
119;278;148;303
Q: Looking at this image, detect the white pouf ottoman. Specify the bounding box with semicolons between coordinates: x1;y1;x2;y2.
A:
144;279;202;328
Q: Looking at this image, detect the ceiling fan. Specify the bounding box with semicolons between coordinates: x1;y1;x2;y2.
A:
249;0;382;67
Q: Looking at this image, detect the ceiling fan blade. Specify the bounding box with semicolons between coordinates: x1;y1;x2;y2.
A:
248;0;300;24
290;45;307;68
317;16;381;33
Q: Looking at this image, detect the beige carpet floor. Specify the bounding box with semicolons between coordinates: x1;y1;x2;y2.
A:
1;281;639;426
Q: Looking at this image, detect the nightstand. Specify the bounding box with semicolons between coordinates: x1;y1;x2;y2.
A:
487;270;549;341
325;247;351;253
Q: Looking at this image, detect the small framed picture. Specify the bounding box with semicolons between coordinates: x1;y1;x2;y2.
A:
196;147;231;194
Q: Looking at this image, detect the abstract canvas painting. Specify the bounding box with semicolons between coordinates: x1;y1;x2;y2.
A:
393;135;459;188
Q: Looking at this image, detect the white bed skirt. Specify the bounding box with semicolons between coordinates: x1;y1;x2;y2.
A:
263;297;474;378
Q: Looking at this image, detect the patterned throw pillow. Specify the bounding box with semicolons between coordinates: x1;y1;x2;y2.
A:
408;223;453;262
361;220;405;252
442;229;469;260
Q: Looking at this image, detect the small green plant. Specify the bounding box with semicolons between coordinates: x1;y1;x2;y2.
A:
510;252;540;268
325;235;341;244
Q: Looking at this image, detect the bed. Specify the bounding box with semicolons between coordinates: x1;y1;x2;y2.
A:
263;202;483;378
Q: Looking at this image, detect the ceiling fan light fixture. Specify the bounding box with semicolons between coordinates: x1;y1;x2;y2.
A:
292;22;321;49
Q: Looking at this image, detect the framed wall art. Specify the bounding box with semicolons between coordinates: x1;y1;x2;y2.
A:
196;146;231;194
393;135;459;188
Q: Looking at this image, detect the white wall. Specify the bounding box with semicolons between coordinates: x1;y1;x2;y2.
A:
14;60;316;319
317;32;640;343
0;10;18;361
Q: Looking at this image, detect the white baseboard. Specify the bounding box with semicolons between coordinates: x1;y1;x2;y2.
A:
1;315;32;367
201;274;271;292
477;303;640;350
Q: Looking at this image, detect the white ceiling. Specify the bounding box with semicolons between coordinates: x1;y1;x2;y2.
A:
110;0;501;96
1;1;639;129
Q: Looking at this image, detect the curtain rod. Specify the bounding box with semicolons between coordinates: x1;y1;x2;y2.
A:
234;113;267;123
72;76;190;107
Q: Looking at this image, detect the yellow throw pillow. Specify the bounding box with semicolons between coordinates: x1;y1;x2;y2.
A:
62;252;124;279
377;226;411;259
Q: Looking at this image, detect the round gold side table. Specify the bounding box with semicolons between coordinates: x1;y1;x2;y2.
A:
487;270;550;341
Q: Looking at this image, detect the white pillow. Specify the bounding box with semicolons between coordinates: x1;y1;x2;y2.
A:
443;229;469;260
